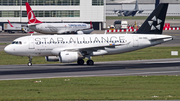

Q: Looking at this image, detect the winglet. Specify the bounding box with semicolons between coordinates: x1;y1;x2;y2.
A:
26;2;43;24
136;3;169;34
7;20;13;27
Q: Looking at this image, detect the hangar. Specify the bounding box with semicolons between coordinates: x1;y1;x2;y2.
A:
0;0;106;30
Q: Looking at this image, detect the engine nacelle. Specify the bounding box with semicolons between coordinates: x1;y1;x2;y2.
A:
45;56;59;62
77;31;84;34
59;51;78;63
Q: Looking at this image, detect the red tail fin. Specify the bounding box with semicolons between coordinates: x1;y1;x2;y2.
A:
90;21;93;29
8;20;13;27
26;2;42;24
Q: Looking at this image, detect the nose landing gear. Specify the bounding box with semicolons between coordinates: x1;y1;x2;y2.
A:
28;56;33;66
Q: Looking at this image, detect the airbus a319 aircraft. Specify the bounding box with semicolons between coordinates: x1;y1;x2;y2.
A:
4;3;172;66
26;2;93;34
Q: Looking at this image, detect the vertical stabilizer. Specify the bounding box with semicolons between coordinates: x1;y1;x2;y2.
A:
90;21;93;29
8;20;13;27
155;0;160;8
136;3;168;34
26;2;42;24
134;0;139;10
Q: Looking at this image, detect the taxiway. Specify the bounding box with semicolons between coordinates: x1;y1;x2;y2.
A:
0;58;180;80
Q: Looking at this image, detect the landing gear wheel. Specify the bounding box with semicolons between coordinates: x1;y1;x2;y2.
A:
87;60;94;65
77;59;84;65
27;62;32;66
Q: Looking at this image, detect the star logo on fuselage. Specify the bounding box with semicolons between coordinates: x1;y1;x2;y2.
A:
148;16;162;30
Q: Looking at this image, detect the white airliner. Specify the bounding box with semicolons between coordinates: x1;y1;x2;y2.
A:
26;2;93;34
4;3;172;66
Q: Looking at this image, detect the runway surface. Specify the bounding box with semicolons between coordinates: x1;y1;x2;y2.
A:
0;58;180;80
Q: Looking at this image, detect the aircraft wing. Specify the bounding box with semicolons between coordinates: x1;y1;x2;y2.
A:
138;10;144;13
109;9;131;13
51;41;131;55
70;42;130;50
138;9;152;13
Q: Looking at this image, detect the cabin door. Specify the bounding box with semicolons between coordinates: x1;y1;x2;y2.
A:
29;37;35;49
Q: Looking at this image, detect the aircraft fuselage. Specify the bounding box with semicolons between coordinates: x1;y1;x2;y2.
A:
29;23;93;34
4;34;172;57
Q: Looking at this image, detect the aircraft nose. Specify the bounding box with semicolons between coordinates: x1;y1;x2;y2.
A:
4;45;13;54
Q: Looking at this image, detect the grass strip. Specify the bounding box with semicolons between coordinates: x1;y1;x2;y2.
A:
0;43;9;45
0;76;180;100
106;16;180;20
0;46;179;65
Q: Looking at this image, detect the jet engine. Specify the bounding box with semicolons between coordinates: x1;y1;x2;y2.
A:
45;56;59;62
45;52;79;63
77;31;84;34
59;51;78;63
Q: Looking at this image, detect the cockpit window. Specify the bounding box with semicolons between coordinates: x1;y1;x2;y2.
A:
12;41;22;44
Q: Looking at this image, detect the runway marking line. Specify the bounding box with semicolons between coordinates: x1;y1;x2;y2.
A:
0;70;180;81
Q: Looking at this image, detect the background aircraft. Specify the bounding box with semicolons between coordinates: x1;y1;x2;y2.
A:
4;3;172;66
26;2;93;34
110;0;146;16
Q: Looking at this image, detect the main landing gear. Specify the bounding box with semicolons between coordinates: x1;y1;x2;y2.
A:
87;60;94;65
77;59;94;65
28;56;33;66
77;59;84;65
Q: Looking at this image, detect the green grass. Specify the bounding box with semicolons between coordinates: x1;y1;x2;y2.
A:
0;46;179;65
106;16;180;20
0;43;9;45
0;76;180;100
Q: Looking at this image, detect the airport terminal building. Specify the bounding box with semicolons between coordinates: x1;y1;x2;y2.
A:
0;0;106;30
1;0;180;30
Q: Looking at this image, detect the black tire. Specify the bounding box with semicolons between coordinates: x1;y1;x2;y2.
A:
87;60;94;65
77;59;84;65
27;62;32;66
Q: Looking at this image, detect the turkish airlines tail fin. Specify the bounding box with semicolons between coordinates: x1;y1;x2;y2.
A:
8;20;13;27
26;2;42;24
136;3;168;34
